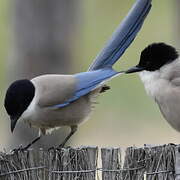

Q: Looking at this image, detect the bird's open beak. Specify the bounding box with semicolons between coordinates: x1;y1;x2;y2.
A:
125;65;145;74
10;115;20;133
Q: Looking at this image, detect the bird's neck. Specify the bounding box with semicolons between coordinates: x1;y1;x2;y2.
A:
139;70;163;100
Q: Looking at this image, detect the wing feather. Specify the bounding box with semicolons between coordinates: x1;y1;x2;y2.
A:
51;68;121;108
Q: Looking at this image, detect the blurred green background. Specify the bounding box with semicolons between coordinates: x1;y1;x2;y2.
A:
0;0;179;150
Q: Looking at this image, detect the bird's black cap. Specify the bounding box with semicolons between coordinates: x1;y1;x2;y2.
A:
126;42;179;73
4;79;35;132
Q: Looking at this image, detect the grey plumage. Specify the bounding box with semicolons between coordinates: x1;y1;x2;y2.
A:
126;43;180;133
139;59;180;131
22;74;99;135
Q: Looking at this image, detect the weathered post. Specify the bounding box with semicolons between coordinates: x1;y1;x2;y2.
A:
0;147;98;180
122;147;146;180
175;145;180;180
101;147;121;180
145;145;175;180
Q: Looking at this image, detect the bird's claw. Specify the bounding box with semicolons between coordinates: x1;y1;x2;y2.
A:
48;144;64;152
11;145;27;154
48;146;57;152
57;144;72;150
57;143;65;149
48;145;71;152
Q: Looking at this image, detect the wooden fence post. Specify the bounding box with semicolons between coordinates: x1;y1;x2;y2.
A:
0;147;98;180
101;147;121;180
0;145;180;180
47;147;98;180
175;145;180;180
122;147;146;180
145;145;175;180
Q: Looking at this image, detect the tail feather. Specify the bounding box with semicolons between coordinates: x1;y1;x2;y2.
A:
88;0;152;71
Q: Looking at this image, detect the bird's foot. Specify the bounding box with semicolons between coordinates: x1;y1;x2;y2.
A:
57;144;72;150
48;145;71;152
48;144;65;151
169;143;176;146
10;145;28;154
48;146;57;152
57;143;65;149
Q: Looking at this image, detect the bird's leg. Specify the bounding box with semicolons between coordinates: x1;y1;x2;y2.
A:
58;125;77;148
11;135;41;153
23;136;41;150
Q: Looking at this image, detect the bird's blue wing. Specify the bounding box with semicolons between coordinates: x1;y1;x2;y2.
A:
88;0;152;71
51;68;120;108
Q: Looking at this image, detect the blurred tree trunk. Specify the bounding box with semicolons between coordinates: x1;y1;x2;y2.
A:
175;0;180;47
7;0;80;149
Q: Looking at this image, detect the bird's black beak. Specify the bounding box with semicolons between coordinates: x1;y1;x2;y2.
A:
125;65;145;74
10;115;20;133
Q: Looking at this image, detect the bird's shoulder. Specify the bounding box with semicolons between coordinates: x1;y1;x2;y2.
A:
31;74;76;107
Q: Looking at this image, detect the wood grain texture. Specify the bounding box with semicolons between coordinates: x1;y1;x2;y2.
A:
0;145;179;180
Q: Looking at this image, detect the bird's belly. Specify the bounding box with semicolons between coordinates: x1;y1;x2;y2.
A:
24;94;93;129
139;71;180;131
158;99;180;132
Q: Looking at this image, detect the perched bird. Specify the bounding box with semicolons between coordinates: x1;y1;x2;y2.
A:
126;43;180;132
4;0;151;149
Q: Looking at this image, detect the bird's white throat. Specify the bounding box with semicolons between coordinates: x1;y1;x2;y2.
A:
138;59;180;100
138;70;162;99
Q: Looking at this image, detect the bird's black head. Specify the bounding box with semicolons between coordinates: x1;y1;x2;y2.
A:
126;43;179;73
4;79;35;133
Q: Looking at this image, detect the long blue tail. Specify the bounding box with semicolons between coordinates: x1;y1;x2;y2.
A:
50;0;152;108
88;0;152;71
